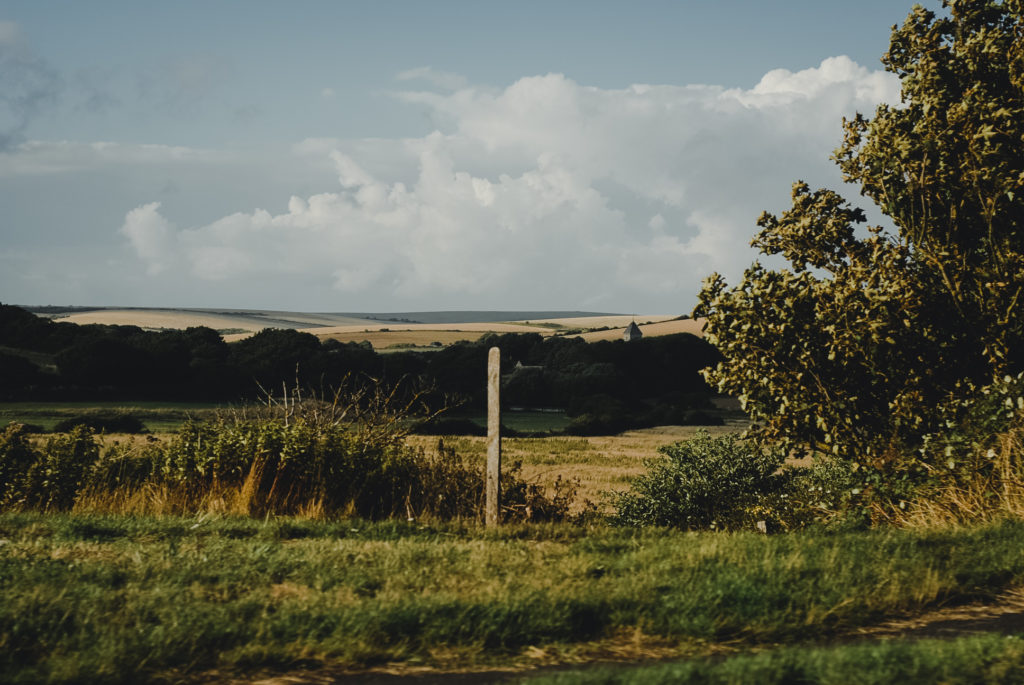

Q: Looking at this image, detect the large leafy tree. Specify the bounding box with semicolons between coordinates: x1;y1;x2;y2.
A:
695;0;1024;482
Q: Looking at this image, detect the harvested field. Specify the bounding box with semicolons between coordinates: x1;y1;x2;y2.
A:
523;314;675;329
52;308;376;333
409;424;742;511
309;321;548;335
576;317;706;341
312;329;486;349
37;308;702;348
241;321;562;345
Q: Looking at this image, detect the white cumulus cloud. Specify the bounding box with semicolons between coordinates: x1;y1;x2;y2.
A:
121;201;177;275
120;56;900;311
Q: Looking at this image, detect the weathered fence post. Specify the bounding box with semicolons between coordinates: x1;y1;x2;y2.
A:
486;346;501;526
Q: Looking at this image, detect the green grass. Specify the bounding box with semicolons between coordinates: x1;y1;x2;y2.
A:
425;410;573;434
437;436;605;467
0;345;57;372
0;402;222;432
522;634;1024;684
460;410;572;433
1;404;571;434
5;513;1024;682
503;410;573;433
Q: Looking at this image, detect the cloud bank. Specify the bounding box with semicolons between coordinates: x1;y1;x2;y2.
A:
121;56;899;311
0;21;60;151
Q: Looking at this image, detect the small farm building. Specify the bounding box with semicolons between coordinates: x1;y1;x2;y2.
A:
623;321;643;341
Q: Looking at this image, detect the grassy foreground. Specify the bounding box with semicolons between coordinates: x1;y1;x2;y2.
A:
525;634;1024;684
4;514;1024;683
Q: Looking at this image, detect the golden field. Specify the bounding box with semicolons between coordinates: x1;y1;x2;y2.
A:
43;307;703;349
49;308;376;334
409;423;741;511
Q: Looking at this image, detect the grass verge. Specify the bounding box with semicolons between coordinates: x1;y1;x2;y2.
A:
4;514;1024;682
522;634;1024;684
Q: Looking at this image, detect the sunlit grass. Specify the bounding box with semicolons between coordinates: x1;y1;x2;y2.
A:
523;634;1024;684
409;426;743;509
5;513;1024;683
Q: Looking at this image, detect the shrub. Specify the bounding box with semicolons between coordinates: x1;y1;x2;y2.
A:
10;422;45;434
563;412;630;436
53;412;148;434
87;439;162;493
0;424;37;505
25;427;101;510
155;415;417;518
411;438;484;519
0;381;580;521
610;430;788;530
410;417;486;436
0;425;101;510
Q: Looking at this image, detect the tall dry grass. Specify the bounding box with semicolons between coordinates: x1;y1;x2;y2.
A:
884;424;1024;527
2;380;577;523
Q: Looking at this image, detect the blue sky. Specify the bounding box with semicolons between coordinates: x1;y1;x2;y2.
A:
1;1;930;312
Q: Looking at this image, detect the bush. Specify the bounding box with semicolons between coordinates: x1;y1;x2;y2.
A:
0;381;580;521
680;409;724;426
53;413;148;434
8;422;45;434
0;424;37;505
25;427;100;510
563;412;630;436
563;405;724;436
610;430;788;530
88;439;162;493
0;425;100;510
156;415;419;518
410;417;486;436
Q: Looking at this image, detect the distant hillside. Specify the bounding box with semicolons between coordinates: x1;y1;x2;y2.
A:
17;306;698;349
1;304;720;430
21;306;623;326
21;307;629;331
344;311;621;324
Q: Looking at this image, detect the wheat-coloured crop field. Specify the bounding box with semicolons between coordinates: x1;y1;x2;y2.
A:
409;424;741;511
298;321;551;348
48;308;378;333
576;317;705;342
36;307;700;349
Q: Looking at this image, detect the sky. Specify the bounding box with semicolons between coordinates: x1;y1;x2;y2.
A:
0;1;930;314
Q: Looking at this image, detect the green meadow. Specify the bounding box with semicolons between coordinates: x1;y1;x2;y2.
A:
4;513;1024;683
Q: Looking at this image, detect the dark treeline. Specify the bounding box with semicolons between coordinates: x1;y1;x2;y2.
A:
0;304;720;430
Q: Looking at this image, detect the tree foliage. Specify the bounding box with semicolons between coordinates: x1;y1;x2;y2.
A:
695;1;1024;487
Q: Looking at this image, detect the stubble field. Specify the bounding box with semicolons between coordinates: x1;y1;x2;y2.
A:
409;424;741;511
37;306;699;349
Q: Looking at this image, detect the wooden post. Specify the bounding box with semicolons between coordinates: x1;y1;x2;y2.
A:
486;346;501;526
